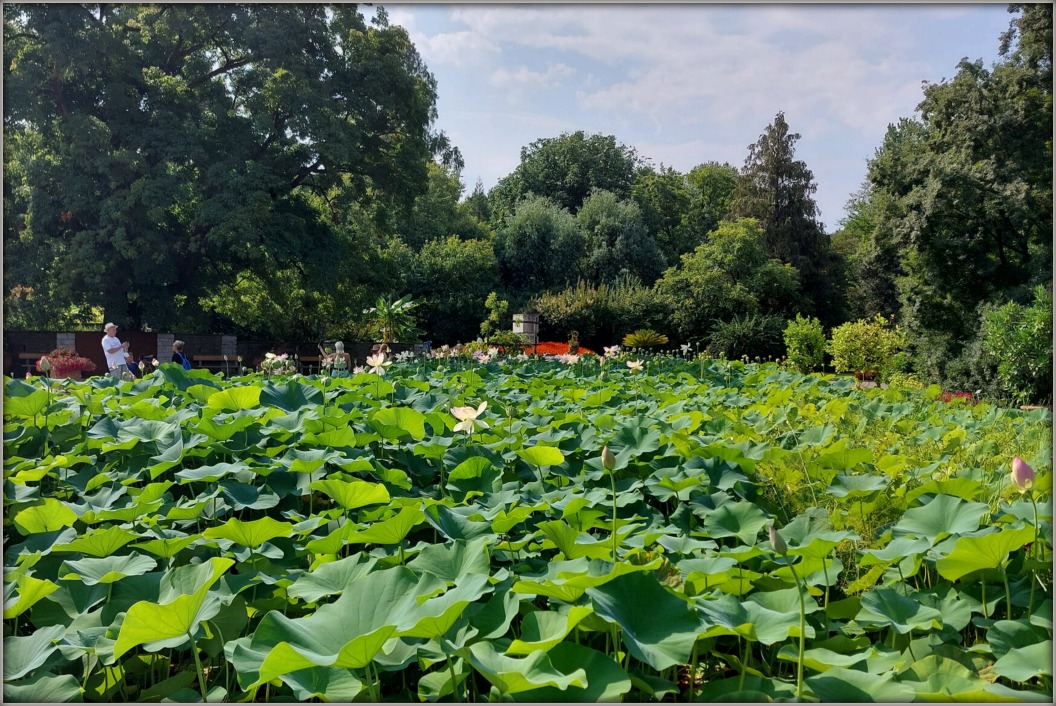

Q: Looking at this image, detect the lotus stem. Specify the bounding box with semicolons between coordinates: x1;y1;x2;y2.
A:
188;632;208;699
448;657;460;702
610;468;618;562
689;643;698;700
1003;570;1013;619
1029;491;1040;561
788;559;807;702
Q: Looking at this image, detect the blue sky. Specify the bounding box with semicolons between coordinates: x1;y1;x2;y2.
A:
381;3;1012;232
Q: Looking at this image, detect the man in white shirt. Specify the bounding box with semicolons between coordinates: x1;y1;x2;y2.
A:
101;322;130;379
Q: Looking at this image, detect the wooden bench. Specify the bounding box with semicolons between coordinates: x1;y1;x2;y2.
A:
17;352;48;376
297;355;321;374
191;355;234;373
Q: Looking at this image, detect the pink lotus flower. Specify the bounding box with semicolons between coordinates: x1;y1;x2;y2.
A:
1011;457;1036;492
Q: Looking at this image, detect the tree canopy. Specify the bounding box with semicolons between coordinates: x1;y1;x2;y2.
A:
3;3;457;334
487;130;640;222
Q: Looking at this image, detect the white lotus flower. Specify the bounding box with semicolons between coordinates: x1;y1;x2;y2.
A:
353;365;365;374
681;343;691;355
626;359;644;372
365;353;391;375
604;345;620;357
451;401;489;434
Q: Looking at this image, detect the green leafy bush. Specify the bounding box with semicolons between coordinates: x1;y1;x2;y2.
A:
886;372;925;390
532;276;670;349
981;285;1053;405
709;314;786;361
655;218;802;342
827;315;906;381
782;314;825;373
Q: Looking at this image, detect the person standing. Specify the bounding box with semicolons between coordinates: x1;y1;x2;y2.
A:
101;322;130;379
172;340;192;370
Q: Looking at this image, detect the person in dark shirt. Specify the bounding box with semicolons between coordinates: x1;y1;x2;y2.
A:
172;340;191;370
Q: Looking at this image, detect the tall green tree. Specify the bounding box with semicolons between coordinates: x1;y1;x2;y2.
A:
493;195;587;301
407;235;500;345
630;164;690;265
729;112;843;324
394;163;488;250
655;218;802;342
684;161;739;248
488;130;640;222
3;4;457;334
867;4;1052;382
830;179;903;321
577;189;666;286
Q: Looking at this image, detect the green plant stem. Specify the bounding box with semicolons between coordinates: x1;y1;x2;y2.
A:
188;632;209;699
787;559;807;702
1002;570;1013;619
610;468;618;562
689;643;698;700
448;657;460;702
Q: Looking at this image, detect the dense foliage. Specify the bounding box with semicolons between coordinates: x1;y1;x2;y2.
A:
3;4;1052;404
3;4;458;336
4;358;1052;702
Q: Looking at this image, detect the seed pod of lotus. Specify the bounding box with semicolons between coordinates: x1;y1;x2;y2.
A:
37;356;51;373
769;524;788;556
601;445;616;471
1011;457;1036;492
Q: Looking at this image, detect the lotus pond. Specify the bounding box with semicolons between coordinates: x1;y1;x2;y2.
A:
3;356;1053;702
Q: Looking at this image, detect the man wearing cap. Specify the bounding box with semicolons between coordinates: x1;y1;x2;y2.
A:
101;323;130;380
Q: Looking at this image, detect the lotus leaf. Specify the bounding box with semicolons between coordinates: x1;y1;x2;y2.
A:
510;642;632;702
202;516;293;549
506;605;594;655
806;665;915;702
2;625;66;681
3;573;58;619
894;494;990;542
60;553;157;585
587;571;701;670
111;557;234;658
467;641;588;695
856;586;943;634
936;525;1035;581
2;672;83;703
991;641;1053;683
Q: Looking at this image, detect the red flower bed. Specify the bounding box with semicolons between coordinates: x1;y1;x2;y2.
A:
938;391;976;405
532;341;597;356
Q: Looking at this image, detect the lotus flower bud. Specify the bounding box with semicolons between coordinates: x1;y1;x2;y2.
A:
769;524;787;556
601;445;616;471
1011;457;1036;492
37;356;51;373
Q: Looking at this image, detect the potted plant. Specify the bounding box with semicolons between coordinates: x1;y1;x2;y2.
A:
37;348;96;380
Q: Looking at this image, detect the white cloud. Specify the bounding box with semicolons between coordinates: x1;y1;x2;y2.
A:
490;63;575;90
388;3;1009;228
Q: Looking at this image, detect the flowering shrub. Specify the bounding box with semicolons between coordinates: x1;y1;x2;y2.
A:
533;341;597;356
37;348;96;376
938;391;977;405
